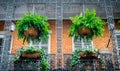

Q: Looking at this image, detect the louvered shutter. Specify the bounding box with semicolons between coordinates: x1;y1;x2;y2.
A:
74;39;82;49
83;40;92;47
0;38;3;62
0;34;12;70
74;38;92;50
30;37;49;54
116;35;120;63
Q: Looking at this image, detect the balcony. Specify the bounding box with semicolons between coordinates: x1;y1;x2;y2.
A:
5;53;120;71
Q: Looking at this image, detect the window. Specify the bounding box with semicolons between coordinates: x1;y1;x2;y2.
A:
115;34;120;56
115;30;120;64
115;30;120;55
0;38;3;53
0;32;4;62
0;32;12;62
73;38;93;51
30;35;50;54
115;34;120;65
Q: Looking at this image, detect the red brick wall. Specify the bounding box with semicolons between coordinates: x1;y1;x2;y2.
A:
93;19;120;52
49;20;57;54
11;30;28;54
93;25;110;51
63;20;73;54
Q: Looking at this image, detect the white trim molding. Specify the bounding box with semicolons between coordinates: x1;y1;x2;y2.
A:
9;35;13;54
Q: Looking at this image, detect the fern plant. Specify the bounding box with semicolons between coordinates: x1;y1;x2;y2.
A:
69;8;106;41
70;46;100;67
13;46;49;71
16;13;49;43
118;20;120;23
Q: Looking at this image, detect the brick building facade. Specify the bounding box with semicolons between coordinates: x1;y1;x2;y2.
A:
1;20;119;55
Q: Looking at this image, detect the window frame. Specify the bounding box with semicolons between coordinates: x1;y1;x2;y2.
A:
9;35;13;54
30;34;51;54
115;30;120;57
0;32;4;55
0;31;13;54
72;37;93;51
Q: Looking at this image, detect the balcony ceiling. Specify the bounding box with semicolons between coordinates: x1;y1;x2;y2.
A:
0;1;119;20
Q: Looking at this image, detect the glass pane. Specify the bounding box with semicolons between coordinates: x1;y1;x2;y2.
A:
83;40;92;47
32;41;40;45
74;37;92;49
74;38;82;48
117;45;120;48
74;47;81;50
0;38;3;55
32;46;39;48
0;47;1;54
41;46;48;52
0;56;1;62
117;35;120;48
41;40;48;44
119;51;120;55
30;37;49;53
0;38;3;46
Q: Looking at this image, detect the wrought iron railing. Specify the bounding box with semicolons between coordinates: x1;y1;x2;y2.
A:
7;53;120;71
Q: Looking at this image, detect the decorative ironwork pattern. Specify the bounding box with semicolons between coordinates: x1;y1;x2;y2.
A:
0;0;119;20
7;54;120;71
49;54;56;70
103;0;119;69
0;1;14;71
0;0;120;70
14;59;42;71
56;0;63;68
1;0;117;4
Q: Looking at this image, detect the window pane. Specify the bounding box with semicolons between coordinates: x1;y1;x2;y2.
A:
116;35;120;49
74;39;82;48
0;38;3;54
0;38;3;46
117;45;120;48
30;36;49;53
41;46;48;53
32;41;40;45
119;51;120;55
0;55;1;62
41;40;48;44
74;38;92;51
33;45;40;48
0;38;3;62
83;39;92;47
0;47;2;54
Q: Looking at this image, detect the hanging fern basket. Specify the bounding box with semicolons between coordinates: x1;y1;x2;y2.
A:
16;13;49;43
69;9;106;40
24;27;38;38
22;52;41;58
79;51;98;59
78;28;91;36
